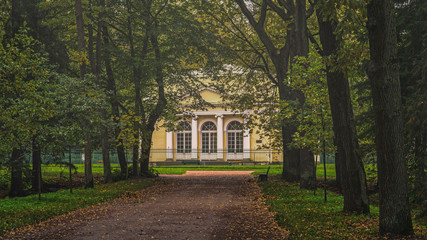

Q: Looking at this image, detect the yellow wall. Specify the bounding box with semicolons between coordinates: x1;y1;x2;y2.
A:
150;120;167;162
149;89;282;162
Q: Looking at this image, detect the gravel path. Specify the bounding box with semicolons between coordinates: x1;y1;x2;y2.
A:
4;171;288;240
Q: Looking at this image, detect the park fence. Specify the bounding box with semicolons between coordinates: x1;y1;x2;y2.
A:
31;148;336;165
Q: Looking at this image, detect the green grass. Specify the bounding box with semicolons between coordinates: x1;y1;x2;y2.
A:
316;163;336;178
41;163;122;176
152;163;336;179
0;179;154;236
153;164;283;175
260;180;426;239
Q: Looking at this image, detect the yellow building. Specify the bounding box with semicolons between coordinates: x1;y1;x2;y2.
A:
150;88;282;164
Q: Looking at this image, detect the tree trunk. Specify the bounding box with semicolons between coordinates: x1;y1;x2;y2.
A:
234;0;312;184
316;10;369;213
138;8;167;176
95;0;112;184
102;21;128;179
127;0;140;177
281;124;300;182
140;130;152;176
75;0;94;188
9;148;25;198
32;140;42;192
294;0;315;189
333;137;342;189
84;136;94;188
367;0;413;234
101;111;112;183
276;53;300;183
413;134;426;203
74;0;86;79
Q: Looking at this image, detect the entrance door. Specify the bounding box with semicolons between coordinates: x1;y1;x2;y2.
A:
200;121;217;160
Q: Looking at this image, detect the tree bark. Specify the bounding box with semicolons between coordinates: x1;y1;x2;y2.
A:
31;139;42;192
9;148;25;198
84;135;94;188
294;0;315;190
127;0;140;177
234;0;313;184
74;0;86;79
316;9;369;213
367;0;413;234
334;137;342;190
139;3;167;176
101;18;128;179
101;110;112;183
94;0;112;183
75;0;94;188
140;129;153;175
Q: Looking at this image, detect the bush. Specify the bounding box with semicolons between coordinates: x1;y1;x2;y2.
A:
111;168;122;182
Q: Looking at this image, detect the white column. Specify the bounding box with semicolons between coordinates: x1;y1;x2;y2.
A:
243;119;250;160
166;131;173;160
191;116;198;160
216;114;224;160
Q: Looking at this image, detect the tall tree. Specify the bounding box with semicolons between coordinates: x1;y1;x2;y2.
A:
101;18;128;180
367;0;413;235
75;0;94;188
218;0;315;187
396;0;426;211
316;2;369;213
292;0;315;190
3;0;50;197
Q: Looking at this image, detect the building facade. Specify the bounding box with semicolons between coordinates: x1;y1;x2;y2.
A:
150;88;282;163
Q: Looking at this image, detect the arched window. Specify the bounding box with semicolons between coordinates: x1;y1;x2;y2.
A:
177;121;191;153
227;121;243;153
201;121;217;153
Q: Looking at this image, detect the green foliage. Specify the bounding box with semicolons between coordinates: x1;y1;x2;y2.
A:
283;50;335;154
0;28;52;153
111;168;123;182
0;179;154;236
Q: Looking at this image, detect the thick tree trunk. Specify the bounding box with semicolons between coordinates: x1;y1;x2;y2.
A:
32;141;42;192
9;148;25;198
367;0;413;235
299;150;316;189
281;124;300;182
140;130;152;176
316;10;369;213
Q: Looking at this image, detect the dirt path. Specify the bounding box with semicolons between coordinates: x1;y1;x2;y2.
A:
4;171;288;240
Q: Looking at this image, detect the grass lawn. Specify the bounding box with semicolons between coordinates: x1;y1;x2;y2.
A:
153;163;336;180
0;179;154;236
153;164;283;175
2;163;335;178
260;179;427;239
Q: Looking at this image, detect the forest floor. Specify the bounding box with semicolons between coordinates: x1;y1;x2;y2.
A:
3;171;289;240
